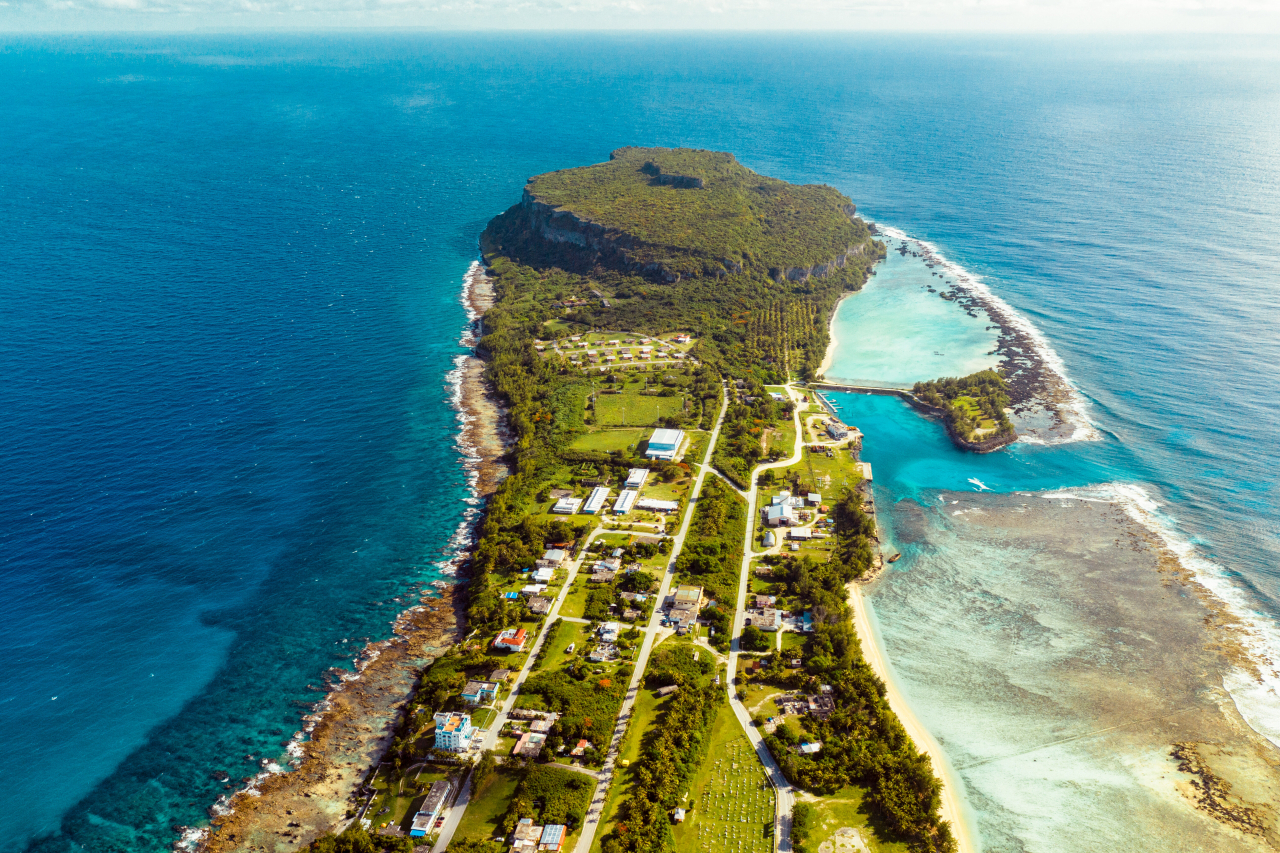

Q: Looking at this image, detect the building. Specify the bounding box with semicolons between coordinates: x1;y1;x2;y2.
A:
613;489;638;514
625;468;650;489
672;808;687;823
409;778;455;837
583;486;610;514
827;422;849;440
511;818;543;852
552;496;583;514
799;741;823;755
539;824;567;852
789;528;813;541
671;585;703;613
528;595;553;615
489;668;512;683
529;718;554;734
656;684;680;698
599;621;620;642
540;549;568;566
636;497;680;513
755;594;777;609
645;428;685;461
570;739;593;757
494;628;528;652
763;505;797;527
433;712;475;752
588;570;616;583
763;530;776;548
622;607;642;621
520;584;548;596
748;609;781;631
588;643;619;662
461;680;499;705
769;392;787;402
532;567;555;584
807;492;822;506
512;731;547;757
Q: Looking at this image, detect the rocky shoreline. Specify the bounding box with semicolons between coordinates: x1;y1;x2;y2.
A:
188;263;512;852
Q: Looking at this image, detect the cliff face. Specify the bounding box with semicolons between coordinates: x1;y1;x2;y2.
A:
521;186;867;285
521;187;715;283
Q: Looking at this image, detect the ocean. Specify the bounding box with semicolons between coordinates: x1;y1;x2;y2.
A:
2;32;1279;852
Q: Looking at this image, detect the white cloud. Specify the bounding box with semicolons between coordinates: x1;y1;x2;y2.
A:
3;0;1279;31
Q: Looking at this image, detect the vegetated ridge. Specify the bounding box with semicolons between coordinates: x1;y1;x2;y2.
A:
911;370;1016;452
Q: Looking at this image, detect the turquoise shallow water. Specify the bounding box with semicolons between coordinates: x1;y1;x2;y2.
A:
824;236;999;388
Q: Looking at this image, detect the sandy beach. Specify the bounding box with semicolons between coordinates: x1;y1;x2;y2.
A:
847;581;977;853
817;292;849;380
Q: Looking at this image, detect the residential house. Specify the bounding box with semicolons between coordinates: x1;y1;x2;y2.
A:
460;680;498;705
511;818;543;852
528;595;554;615
671;585;703;613
493;628;528;652
512;731;547;758
539;824;567;852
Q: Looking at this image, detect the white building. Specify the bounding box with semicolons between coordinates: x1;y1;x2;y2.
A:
433;712;475;752
583;486;610;514
613;489;638;514
624;468;650;489
645;428;685;461
636;497;679;513
552;497;583;514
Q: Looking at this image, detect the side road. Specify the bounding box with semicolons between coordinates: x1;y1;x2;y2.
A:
571;389;731;853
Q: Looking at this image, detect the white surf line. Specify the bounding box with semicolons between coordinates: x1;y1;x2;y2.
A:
1043;483;1280;751
968;478;991;492
873;224;1102;445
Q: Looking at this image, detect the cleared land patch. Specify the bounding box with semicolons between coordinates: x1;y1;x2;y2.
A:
594;390;685;426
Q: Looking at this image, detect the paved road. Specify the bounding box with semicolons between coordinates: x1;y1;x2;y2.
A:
724;382;808;853
571;388;731;853
431;525;610;852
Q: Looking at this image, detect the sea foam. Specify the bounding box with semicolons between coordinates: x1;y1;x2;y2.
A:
1042;482;1280;750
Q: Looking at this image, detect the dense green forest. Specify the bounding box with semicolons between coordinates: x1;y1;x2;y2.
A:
911;370;1014;443
526;147;867;278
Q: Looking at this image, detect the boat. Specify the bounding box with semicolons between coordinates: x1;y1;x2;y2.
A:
887;553;902;564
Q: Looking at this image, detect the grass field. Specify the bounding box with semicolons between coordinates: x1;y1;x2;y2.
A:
560;581;591;619
589;685;673;853
673;702;776;853
801;787;912;853
571;428;649;454
451;767;522;844
595;390;685;426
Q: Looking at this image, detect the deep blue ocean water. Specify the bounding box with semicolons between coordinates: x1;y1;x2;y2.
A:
3;32;1279;852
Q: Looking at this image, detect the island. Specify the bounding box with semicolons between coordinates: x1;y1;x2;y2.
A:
199;148;964;853
910;370;1016;452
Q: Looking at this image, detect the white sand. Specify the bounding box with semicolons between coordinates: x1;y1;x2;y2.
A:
847;582;977;853
818;293;849;379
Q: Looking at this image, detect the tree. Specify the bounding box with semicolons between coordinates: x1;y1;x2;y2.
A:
741;625;771;652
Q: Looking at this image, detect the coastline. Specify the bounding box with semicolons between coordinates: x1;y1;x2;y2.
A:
826;223;1099;446
188;262;511;851
847;581;977;853
817;291;850;379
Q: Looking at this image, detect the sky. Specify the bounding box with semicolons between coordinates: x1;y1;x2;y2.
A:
2;0;1280;33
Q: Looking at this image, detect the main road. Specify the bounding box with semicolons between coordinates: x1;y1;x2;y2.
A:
570;388;731;853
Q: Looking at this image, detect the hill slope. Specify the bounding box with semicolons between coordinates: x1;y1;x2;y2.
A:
510;146;870;283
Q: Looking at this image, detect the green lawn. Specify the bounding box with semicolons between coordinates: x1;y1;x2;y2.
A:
781;631;806;651
571;428;650;454
764;417;797;458
451;767;522;844
536;619;589;671
589;685;674;853
595;391;686;427
801;787;912;853
672;702;776;853
560;581;591;620
471;708;497;730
